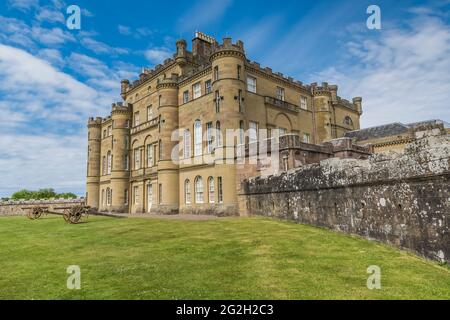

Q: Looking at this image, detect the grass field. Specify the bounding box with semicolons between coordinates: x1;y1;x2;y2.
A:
0;215;449;300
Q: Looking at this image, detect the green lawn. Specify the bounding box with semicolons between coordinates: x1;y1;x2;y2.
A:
0;215;449;300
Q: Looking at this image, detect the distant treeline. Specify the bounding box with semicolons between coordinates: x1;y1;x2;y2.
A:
3;188;78;201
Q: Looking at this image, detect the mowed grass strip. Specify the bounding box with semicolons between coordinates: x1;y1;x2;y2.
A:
0;215;448;300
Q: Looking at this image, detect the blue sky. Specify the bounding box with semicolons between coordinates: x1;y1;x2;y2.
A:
0;0;449;197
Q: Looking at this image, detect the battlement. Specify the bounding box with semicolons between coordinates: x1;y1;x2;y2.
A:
88;117;103;126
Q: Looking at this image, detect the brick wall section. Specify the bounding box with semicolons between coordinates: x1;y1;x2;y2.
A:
0;199;86;216
242;133;450;263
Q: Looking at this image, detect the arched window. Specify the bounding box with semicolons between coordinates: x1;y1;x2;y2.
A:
107;151;112;174
185;179;191;204
184;129;191;159
102;156;106;175
208;177;215;204
195;176;204;203
194;120;202;156
106;188;111;206
344;116;354;128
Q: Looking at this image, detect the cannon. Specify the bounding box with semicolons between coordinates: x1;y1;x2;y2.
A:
23;205;91;224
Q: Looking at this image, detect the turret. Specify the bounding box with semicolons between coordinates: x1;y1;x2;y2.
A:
86;117;102;209
352;97;363;115
121;79;130;99
175;39;187;65
312;82;333;142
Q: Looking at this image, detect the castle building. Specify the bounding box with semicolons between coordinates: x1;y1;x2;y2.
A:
86;32;363;215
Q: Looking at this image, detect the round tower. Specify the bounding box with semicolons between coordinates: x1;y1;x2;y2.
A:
156;74;180;214
110;103;131;212
86;117;102;209
312;82;334;143
210;37;247;215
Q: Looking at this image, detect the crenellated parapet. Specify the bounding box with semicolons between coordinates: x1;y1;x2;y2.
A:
88;117;103;127
156;73;179;89
210;37;245;61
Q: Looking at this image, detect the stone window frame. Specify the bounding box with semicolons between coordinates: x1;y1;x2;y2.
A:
247;76;257;93
183;90;189;104
192;82;202;100
195;176;204;204
185;179;191;204
208;176;215;204
217;177;223;203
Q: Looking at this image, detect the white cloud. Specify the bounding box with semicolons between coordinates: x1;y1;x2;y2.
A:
31;26;75;45
118;25;132;35
144;48;172;65
35;7;65;24
178;0;233;32
7;0;39;12
37;48;65;67
118;25;154;38
314;14;450;127
80;36;129;55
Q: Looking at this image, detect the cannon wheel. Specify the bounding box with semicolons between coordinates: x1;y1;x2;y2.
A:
28;206;44;220
63;205;86;224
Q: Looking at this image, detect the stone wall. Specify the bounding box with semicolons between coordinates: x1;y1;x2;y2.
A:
0;198;86;216
242;133;450;263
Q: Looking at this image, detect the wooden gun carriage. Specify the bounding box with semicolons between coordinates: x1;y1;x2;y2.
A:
22;205;91;224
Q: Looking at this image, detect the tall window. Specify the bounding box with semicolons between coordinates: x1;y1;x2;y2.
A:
194;120;202;156
206;122;213;153
159;140;163;160
134;111;140;126
247;76;256;93
183;90;189;103
185;179;191;204
147;144;153;167
238;89;243;113
215;91;220;113
184;129;191;159
147;184;153;211
107;125;112;136
205;80;212;94
216;121;222;147
147;106;153;121
300;96;308;110
125;120;130;128
208;177;215;203
107;151;112;174
214;66;219;81
124;154;129;170
195;176;204;203
249;121;259;143
193;82;201;99
158;184;162;204
158;95;162;107
106;188;111;206
239;120;245;144
217;177;223;203
237;65;241;79
124;189;128;205
102;189;105;206
134;186;139;205
103;129;106;138
134;148;141;169
303;133;311;143
276;87;285;101
102;156;106;175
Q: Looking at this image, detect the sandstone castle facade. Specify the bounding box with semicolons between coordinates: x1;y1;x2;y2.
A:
86;32;363;215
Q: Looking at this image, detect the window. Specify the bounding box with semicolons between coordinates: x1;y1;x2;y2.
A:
102;156;106;175
147;144;153;167
124;189;128;205
300;96;307;110
237;65;241;79
185;179;191;204
217;177;223;203
183;90;189;103
147;184;153;211
276;87;285;101
183;90;189;104
215;91;220;113
184;130;191;159
206;122;213;153
194;120;202;156
159;140;163;160
208;177;215;203
107;125;112;136
238;89;243;113
124;154;129;170
193;82;201;99
107;151;112;174
214;66;219;81
195;176;204;203
134;186;139;205
158;95;162;107
158;184;162;204
303;133;311;143
205;80;212;94
134;148;141;169
239;120;245;144
103;129;106;138
101;189;105;206
106;188;111;206
125;120;130;128
147;106;153;121
216;121;222;147
134;111;140;126
247;76;256;93
344;116;354;128
249;121;259;143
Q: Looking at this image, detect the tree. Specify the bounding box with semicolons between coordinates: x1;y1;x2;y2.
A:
10;189;78;200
